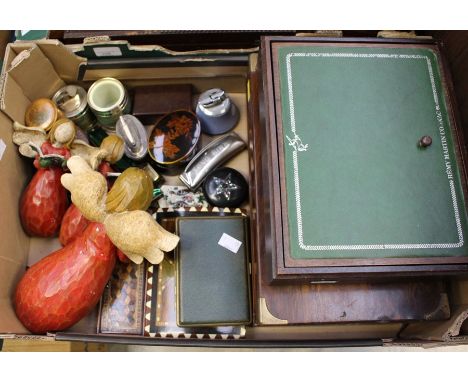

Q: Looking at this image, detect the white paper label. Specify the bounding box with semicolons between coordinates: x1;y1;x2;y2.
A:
93;47;122;57
218;233;243;254
0;139;6;161
20;30;31;37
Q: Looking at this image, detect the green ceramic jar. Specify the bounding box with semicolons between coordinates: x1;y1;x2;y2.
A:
87;78;131;129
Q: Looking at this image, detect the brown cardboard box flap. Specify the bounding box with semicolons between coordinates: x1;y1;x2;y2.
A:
0;40;86;123
0;44;63;122
71;38;259;56
383;339;468;349
3;40;86;81
0;111;30;265
0;333;54;341
0;299;28;334
0;110;30;334
0;31;10;63
400;304;468;342
397;278;468;343
5;44;64;99
33;40;86;82
0;74;32;123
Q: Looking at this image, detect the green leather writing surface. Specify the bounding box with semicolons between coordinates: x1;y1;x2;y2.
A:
176;216;250;326
277;45;468;259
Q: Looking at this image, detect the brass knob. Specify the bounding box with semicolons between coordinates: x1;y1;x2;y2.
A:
419;135;432;148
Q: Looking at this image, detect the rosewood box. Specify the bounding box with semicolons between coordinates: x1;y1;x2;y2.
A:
256;37;468;282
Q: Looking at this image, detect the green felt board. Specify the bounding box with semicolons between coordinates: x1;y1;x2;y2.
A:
277;46;468;259
176;217;250;326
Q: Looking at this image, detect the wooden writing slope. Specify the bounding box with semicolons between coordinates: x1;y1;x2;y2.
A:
257;37;468;281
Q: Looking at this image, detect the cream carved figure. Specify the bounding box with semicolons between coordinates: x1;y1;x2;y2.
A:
61;156;179;264
70;135;125;170
13;119;75;158
13;120;125;169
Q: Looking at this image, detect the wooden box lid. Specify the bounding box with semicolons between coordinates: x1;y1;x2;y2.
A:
257;36;468;281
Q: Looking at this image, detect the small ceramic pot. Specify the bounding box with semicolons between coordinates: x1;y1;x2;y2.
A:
87;78;131;128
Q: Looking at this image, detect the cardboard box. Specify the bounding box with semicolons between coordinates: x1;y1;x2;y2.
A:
0;34;468;348
0;31;12;65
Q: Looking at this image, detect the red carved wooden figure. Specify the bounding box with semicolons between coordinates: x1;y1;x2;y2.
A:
14;222;116;334
19;141;70;237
